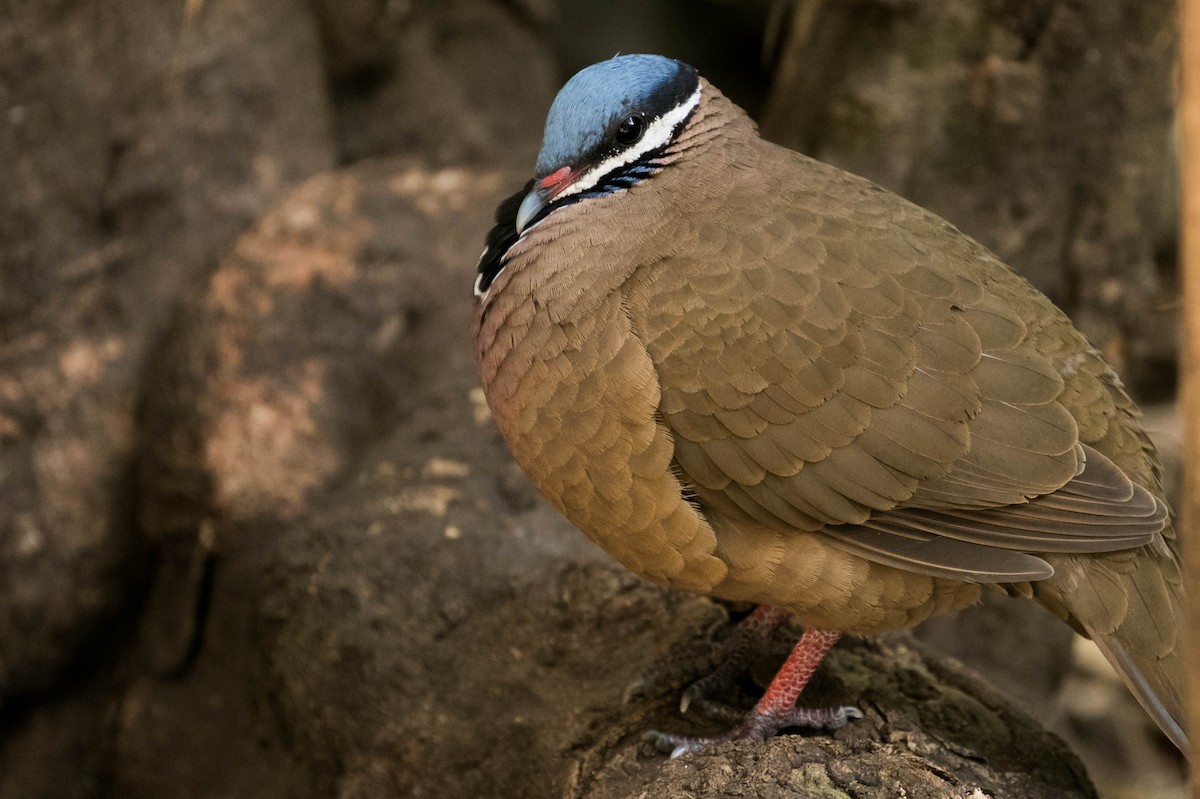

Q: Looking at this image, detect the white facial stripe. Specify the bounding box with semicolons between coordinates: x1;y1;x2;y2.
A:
475;85;701;304
555;85;702;201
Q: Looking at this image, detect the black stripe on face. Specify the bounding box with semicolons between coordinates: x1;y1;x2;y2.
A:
473;95;697;300
588;61;699;165
529;101;697;225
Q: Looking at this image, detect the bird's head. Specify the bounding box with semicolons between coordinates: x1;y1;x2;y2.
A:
515;54;701;234
474;55;704;301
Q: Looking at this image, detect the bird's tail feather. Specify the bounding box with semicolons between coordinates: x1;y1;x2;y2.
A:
1088;629;1187;751
1045;544;1187;753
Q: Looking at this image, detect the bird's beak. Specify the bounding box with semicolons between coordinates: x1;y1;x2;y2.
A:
516;166;577;233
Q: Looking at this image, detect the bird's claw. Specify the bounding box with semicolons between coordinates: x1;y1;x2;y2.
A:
810;704;863;729
645;704;863;758
622;676;651;705
678;667;744;714
678;683;701;714
643;728;739;759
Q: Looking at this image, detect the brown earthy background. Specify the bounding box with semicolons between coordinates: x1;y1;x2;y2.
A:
0;1;1185;797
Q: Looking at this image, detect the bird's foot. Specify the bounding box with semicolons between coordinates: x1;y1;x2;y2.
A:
624;604;791;706
643;627;859;757
645;703;863;758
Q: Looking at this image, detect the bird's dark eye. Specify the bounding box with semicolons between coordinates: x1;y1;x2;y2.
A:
615;114;646;145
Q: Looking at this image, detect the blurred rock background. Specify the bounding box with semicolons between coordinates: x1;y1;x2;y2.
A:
0;1;1183;797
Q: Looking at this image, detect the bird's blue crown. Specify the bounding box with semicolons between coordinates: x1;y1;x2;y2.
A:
535;54;698;176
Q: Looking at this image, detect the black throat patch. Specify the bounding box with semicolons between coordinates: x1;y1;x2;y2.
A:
474;179;534;299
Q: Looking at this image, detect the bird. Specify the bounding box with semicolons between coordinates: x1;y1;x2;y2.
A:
472;54;1186;756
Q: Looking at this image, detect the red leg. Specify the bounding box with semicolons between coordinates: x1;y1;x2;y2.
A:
646;627;861;758
753;628;842;716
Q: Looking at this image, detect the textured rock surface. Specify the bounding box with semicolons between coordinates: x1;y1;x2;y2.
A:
576;638;1095;799
0;0;334;699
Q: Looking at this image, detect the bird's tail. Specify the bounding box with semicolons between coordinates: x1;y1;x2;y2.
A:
1043;541;1188;753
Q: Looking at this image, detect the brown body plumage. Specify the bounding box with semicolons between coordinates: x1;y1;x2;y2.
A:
474;64;1185;750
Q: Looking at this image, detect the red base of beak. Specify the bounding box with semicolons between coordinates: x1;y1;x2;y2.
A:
538;165;574;192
